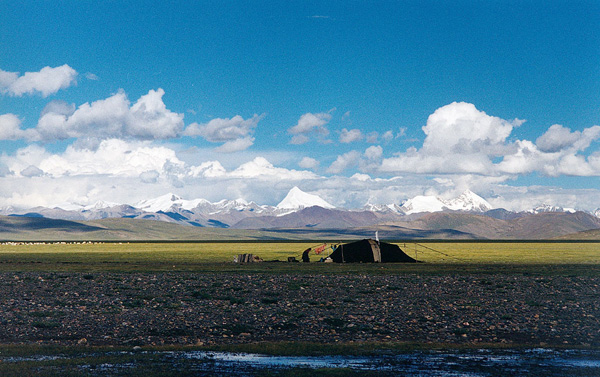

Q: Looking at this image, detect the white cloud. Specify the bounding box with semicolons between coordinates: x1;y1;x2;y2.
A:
536;124;600;153
140;170;160;183
189;161;227;178
0;113;25;140
327;151;361;174
20;165;44;177
288;112;331;144
381;130;395;142
85;72;99;81
41;100;76;117
2;144;50;176
497;123;600;177
359;146;384;172
230;157;319;180
128;89;184;139
380;102;520;175
184;114;261;141
339;128;363;143
27;88;184;142
184;114;262;152
364;145;383;160
215;137;255;153
32;139;185;178
290;134;310;145
366;131;379;143
299;157;319;170
0;65;77;97
422;102;515;154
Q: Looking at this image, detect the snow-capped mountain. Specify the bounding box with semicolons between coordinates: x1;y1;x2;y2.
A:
276;186;335;210
401;195;448;215
5;186;597;232
362;203;405;213
134;193;205;212
399;190;492;215
83;201;120;211
527;204;576;214
445;190;493;212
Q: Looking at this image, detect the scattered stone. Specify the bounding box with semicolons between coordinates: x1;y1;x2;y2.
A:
0;272;597;347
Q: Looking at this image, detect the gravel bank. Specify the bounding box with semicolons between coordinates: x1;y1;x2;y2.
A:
0;272;598;347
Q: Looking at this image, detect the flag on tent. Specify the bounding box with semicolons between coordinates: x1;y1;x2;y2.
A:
314;243;327;254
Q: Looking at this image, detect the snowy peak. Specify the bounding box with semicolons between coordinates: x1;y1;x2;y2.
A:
362;203;404;213
445;190;492;212
401;195;448;215
528;204;576;214
276;186;335;210
83;200;120;211
134;193;183;212
399;190;492;215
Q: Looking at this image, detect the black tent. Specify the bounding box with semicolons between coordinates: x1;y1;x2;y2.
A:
329;239;417;263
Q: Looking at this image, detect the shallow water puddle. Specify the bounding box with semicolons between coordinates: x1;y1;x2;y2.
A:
2;348;599;376
179;348;600;375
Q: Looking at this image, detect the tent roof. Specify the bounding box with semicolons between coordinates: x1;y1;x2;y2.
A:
329;239;417;263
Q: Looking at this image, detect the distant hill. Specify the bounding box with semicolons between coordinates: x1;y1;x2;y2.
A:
553;228;600;240
232;206;381;229
2;209;600;241
0;216;103;233
387;211;600;240
0;216;282;241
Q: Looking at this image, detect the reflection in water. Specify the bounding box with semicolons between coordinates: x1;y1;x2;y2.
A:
180;348;600;376
2;348;599;376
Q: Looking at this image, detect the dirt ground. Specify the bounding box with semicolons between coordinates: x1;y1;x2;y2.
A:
0;271;598;347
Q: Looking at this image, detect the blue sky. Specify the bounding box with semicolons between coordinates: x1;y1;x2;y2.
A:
1;1;599;210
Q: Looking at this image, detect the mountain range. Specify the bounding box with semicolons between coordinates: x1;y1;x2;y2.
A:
1;187;600;240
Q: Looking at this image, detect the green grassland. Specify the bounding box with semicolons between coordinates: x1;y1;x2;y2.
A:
0;241;598;273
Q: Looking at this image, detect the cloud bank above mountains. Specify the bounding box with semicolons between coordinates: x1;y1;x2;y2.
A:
1;65;600;211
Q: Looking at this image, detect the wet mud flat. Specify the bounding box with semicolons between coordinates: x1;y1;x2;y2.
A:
0;271;598;348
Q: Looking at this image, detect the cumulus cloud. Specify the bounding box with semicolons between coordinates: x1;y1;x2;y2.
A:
288;112;331;144
339;128;362;143
230;157;319;180
31;139;185;178
381;130;395;142
20;165;44;177
366;131;379;143
380;102;521;175
0;65;77;97
299;157;319;170
364;145;383;160
0;162;10;177
422;102;516;154
23;88;184;142
327;151;361;174
189;161;227;178
41;100;76;117
184;114;262;152
497;129;600;177
377;102;600;179
215;137;255;153
359;146;384;172
140;170;160;183
0;114;26;140
536;124;600;153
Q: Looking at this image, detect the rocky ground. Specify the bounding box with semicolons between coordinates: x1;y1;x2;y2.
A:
0;271;598;347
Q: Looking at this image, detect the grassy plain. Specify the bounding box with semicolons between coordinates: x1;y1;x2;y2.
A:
0;241;598;375
0;241;598;273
